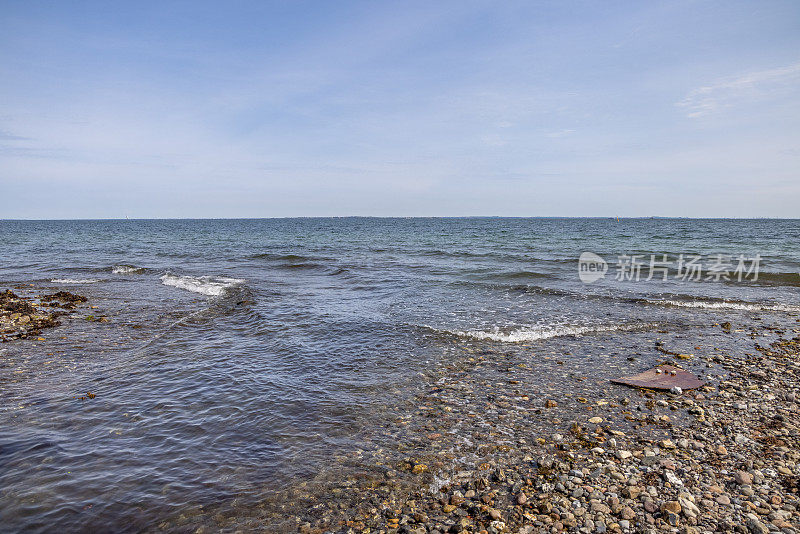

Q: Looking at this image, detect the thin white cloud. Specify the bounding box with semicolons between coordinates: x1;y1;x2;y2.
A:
678;62;800;118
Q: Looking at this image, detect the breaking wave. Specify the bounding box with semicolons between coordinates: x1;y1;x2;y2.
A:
650;299;800;313
160;273;245;297
111;265;146;274
50;278;101;284
425;322;654;343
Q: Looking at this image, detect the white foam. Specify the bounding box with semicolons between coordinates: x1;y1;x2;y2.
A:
112;265;145;274
160;273;244;297
50;278;101;284
433;323;647;343
655;299;800;312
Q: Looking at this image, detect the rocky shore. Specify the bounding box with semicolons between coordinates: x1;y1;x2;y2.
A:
4;287;798;534
286;323;800;534
0;288;87;341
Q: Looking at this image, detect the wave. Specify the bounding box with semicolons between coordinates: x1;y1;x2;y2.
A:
446;279;573;297
251;253;304;260
414;249;508;259
160;273;245;297
424;322;654;343
480;270;553;281
739;271;800;287
249;252;331;271
111;265;146;274
250;252;329;262
447;277;800;314
648;299;800;313
50;278;101;284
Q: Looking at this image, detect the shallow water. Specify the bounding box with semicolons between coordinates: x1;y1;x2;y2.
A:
1;218;798;531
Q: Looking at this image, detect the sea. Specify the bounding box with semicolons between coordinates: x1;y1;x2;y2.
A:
1;218;798;531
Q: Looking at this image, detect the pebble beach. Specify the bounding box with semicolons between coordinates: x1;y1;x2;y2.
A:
284;321;800;534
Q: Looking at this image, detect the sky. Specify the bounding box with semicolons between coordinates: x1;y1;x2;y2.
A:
1;1;799;218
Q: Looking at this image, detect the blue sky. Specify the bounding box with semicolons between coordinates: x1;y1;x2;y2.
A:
1;1;799;218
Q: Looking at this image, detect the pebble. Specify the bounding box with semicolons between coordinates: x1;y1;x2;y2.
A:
735;471;754;485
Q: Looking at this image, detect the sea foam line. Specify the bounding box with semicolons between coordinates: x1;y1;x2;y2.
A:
653;299;800;313
50;278;102;284
111;265;145;274
160;273;245;297
427;322;652;343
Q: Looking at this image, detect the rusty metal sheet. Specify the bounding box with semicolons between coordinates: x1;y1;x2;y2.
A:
611;364;705;390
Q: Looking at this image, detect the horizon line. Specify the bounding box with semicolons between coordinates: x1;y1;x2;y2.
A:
2;216;799;222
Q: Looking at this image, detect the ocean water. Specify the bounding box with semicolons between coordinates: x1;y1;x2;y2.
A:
1;218;799;531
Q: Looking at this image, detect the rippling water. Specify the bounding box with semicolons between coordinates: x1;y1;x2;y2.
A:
1;218;798;531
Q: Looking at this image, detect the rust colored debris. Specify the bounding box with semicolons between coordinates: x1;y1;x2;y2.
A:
611;364;705;391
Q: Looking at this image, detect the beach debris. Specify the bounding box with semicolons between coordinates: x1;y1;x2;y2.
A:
611;364;705;391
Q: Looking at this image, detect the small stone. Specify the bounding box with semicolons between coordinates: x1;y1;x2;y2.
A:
545;399;558;408
679;496;700;518
622;486;641;499
663;470;683;486
517;493;527;505
589;416;603;424
616;450;632;460
666;511;680;526
488;520;505;533
661;501;682;514
450;494;465;505
735;471;754;485
643;499;659;513
746;517;770;534
620;506;636;520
